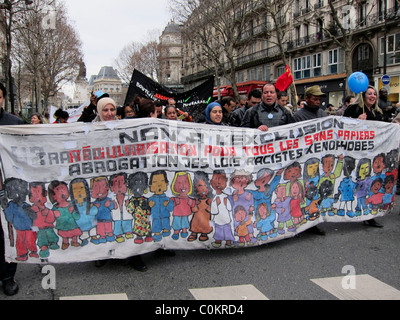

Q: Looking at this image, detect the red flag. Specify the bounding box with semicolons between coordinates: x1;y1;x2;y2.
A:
275;65;294;91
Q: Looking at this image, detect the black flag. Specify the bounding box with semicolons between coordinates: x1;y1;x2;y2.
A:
124;69;214;122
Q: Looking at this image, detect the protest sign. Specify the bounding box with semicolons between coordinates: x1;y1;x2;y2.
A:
124;69;214;121
0;117;399;263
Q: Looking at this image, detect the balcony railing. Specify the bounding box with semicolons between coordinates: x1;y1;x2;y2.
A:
182;7;400;84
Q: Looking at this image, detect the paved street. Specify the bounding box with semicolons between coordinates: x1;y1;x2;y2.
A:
1;196;400;302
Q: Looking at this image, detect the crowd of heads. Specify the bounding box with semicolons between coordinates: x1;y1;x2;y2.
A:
1;79;399;128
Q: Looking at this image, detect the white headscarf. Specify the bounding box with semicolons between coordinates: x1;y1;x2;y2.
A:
93;97;118;122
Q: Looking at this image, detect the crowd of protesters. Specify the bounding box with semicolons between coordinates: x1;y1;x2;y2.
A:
1;80;400;296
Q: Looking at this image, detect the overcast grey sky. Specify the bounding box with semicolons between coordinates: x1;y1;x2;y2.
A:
64;0;171;79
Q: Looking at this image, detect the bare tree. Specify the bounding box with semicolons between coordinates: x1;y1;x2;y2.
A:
114;30;160;83
240;0;297;107
12;0;83;113
114;42;143;84
0;0;37;113
169;0;252;100
305;0;379;94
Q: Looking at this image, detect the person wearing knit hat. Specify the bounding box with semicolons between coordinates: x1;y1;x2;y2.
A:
205;102;223;125
93;97;118;122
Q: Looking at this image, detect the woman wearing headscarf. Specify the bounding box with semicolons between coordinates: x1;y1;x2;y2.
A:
205;102;224;125
92;96;149;271
93;97;119;122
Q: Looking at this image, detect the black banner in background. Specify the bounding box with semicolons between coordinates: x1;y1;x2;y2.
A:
124;69;215;122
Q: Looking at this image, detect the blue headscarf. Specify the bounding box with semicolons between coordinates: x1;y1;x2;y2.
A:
205;102;222;125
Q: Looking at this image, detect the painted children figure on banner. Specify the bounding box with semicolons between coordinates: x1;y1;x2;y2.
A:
171;172;195;240
355;158;372;216
318;154;343;215
273;184;296;234
29;182;59;258
304;182;320;221
229;170;256;243
335;156;357;218
234;205;253;246
370;153;386;194
284;162;302;191
303;158;320;207
289;180;306;227
90;177;116;244
70;178;98;247
48;181;81;250
188;171;213;242
382;175;396;210
385;149;399;185
254;202;277;241
149;170;173;242
110;173;133;243
318;180;336;216
3;178;38;261
210;170;234;248
127;172;152;244
283;162;306;219
366;178;384;215
250;168;283;214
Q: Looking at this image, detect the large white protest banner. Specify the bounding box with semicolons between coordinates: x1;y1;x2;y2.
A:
0;117;399;263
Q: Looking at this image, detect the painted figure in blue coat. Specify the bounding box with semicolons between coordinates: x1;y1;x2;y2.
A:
148;170;173;242
254;202;277;241
318;180;335;216
335;156;357;217
250;168;283;213
3;178;38;261
70;178;98;246
90;176;116;244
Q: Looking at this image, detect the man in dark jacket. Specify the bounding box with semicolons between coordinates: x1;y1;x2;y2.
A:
241;83;294;130
220;96;236;125
291;85;333;235
293;85;327;122
378;88;394;122
229;89;262;127
0;83;23;296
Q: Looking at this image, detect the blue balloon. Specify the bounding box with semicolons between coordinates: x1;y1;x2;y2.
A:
348;72;369;94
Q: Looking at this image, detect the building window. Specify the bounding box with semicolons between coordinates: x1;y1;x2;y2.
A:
248;68;256;80
293;53;321;79
381;33;400;65
294;58;302;79
264;65;271;82
295;26;301;45
312;53;321;77
293;56;311;79
328;49;338;74
277;65;286;77
303;56;311;78
256;67;264;81
237;71;245;83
